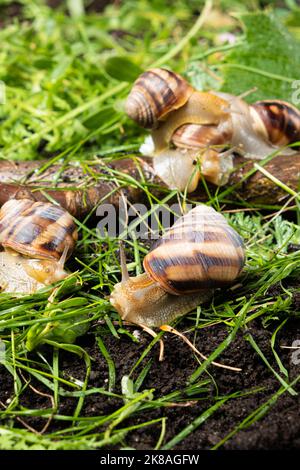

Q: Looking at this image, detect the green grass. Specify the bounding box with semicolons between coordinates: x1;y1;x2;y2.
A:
0;0;300;450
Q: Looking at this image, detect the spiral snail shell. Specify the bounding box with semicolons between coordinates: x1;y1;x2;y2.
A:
251;100;300;149
110;205;245;327
125;68;194;129
171;121;233;149
0;199;78;294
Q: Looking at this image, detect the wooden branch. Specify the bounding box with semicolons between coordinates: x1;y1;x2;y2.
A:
0;153;299;218
0;159;152;218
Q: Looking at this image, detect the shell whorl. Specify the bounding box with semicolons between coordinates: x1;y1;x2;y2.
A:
125;68;194;129
0;199;78;261
171;120;233;149
143;205;245;295
251;100;300;148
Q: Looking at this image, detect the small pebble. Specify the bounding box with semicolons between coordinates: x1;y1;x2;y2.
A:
133;329;141;340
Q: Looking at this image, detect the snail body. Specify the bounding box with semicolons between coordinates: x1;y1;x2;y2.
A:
0;252;59;294
110;270;212;327
110;205;245;327
167;118;235;188
150;89;230;152
214;92;298;159
126;68;300;191
171;96;300;155
0;199;78;294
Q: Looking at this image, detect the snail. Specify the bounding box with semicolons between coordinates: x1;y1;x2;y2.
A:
125;68;228;130
126;68;229;155
126;68;300;191
213;92;300;158
110;205;245;328
0;199;78;294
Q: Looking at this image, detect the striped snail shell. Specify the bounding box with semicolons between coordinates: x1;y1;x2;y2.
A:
110;205;245;327
0;199;77;261
143;205;245;295
171;121;233;149
125;68;194;129
0;199;78;294
251;100;300;149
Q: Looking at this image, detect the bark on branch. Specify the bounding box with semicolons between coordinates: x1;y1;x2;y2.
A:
0;153;299;218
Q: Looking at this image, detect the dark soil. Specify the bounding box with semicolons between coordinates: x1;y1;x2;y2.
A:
0;0;112;29
0;2;22;28
1;315;300;450
47;0;112;12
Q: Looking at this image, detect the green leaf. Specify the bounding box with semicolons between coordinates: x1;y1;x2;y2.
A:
26;313;90;351
67;0;85;18
25;296;109;351
221;12;300;104
105;57;143;83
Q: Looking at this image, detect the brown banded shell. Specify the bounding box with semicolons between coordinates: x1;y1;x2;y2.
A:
251;100;300;148
0;199;78;261
125;68;194;129
171;120;233;149
143;205;245;295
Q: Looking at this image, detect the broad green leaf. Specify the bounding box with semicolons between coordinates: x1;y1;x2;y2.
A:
221;12;300;104
25;312;90;351
25;296;109;351
105;56;143;83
